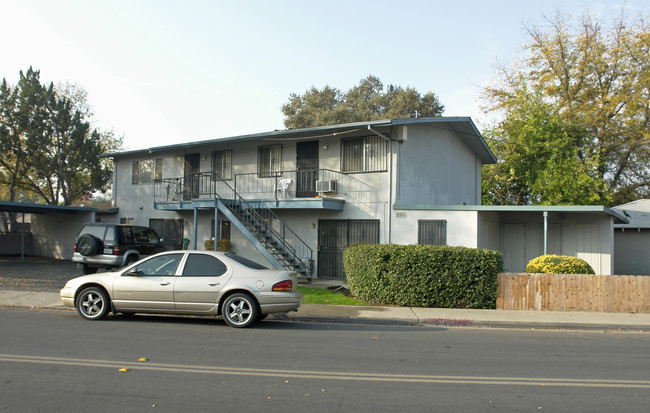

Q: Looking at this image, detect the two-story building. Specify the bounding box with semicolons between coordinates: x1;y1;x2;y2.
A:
105;117;627;279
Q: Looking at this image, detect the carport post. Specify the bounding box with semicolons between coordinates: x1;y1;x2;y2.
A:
543;211;548;255
214;208;219;251
193;208;198;250
21;212;25;262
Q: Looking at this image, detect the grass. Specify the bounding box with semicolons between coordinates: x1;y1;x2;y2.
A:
298;286;369;306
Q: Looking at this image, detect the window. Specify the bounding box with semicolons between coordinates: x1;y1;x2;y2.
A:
131;254;183;276
182;254;228;276
341;136;387;173
257;144;282;177
210;218;231;241
418;220;447;246
149;218;184;248
132;159;162;184
225;253;267;269
212;150;232;180
120;217;134;225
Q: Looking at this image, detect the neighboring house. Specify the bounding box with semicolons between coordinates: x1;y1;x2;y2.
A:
612;199;650;275
104;117;627;279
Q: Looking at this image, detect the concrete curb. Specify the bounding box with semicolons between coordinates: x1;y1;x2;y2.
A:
2;291;649;332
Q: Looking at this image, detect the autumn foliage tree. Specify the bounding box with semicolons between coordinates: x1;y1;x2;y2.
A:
482;10;650;206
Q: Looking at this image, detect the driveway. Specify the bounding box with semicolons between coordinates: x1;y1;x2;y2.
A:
0;256;79;292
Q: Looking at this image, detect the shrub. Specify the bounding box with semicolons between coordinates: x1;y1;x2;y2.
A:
204;239;231;252
525;254;594;274
344;244;503;309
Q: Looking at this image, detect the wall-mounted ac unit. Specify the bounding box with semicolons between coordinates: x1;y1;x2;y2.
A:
316;180;337;194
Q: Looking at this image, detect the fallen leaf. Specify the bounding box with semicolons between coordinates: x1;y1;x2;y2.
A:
138;357;148;362
118;367;130;372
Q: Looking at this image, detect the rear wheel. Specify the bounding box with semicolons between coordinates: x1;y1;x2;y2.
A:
76;287;110;320
222;293;258;328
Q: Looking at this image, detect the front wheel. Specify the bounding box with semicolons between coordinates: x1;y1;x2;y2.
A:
76;287;110;320
222;293;258;328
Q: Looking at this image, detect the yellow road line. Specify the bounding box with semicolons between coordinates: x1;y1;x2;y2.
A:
1;353;649;388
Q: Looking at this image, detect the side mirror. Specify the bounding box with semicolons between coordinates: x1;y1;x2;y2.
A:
126;269;142;276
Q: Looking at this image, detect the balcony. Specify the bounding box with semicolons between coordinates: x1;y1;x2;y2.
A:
153;169;377;211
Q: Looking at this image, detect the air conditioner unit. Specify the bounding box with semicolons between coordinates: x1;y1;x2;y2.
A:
316;180;337;194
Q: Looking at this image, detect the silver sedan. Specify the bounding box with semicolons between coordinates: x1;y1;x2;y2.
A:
60;250;303;328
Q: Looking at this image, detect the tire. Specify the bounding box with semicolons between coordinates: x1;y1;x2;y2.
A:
222;293;258;328
82;264;98;275
76;287;111;320
77;234;101;256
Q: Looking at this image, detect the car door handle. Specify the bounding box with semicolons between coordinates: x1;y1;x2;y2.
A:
208;283;220;286
160;282;170;286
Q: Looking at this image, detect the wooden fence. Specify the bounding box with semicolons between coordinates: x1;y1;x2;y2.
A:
497;273;650;313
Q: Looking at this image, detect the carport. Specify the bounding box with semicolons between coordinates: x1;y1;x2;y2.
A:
0;201;96;261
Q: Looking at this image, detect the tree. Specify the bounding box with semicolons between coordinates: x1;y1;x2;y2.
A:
0;68;119;205
282;75;444;129
482;10;650;206
482;84;606;205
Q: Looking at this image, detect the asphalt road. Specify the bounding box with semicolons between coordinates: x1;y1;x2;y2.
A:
1;308;649;412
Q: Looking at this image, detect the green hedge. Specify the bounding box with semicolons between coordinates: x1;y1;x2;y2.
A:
343;244;503;309
525;254;594;274
204;239;231;252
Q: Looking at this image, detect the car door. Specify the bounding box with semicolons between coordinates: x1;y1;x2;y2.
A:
112;253;184;311
173;253;233;312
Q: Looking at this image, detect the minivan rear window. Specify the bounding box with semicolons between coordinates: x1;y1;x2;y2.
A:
79;225;107;240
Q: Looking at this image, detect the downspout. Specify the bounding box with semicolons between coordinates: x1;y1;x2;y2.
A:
543;211;548;255
214;208;219;251
368;125;394;244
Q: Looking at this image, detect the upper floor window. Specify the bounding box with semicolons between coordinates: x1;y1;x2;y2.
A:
258;144;282;178
341;136;387;173
132;159;162;184
212;150;232;180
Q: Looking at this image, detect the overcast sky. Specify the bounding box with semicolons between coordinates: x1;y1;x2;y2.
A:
1;0;647;150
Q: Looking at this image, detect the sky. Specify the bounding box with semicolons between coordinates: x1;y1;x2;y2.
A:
1;0;648;151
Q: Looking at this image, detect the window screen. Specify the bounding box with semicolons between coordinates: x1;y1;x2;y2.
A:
257;145;282;177
341;136;387;173
418;220;447;245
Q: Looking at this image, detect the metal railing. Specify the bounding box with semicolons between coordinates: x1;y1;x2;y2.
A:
154;172;313;276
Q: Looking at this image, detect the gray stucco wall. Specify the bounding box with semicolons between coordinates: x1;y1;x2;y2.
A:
31;211;95;260
396;124;481;206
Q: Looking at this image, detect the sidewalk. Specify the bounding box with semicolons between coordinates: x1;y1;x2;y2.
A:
1;289;650;332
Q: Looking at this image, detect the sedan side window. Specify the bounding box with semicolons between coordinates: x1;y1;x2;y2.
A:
182;254;227;277
130;254;183;276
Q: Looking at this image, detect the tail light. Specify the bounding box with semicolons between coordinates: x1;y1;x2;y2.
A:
73;243;77;253
113;246;119;255
272;280;292;292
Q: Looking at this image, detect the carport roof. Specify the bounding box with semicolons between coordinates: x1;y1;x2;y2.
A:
0;201;96;214
394;204;629;224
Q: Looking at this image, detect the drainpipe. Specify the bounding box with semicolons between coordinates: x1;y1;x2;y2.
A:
368;125;394;244
543;211;548;255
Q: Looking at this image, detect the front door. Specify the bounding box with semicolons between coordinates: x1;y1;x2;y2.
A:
184;153;200;200
296;141;319;198
112;253;184;311
317;220;379;280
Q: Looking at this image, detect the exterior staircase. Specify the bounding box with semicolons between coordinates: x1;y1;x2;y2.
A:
159;172;314;278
